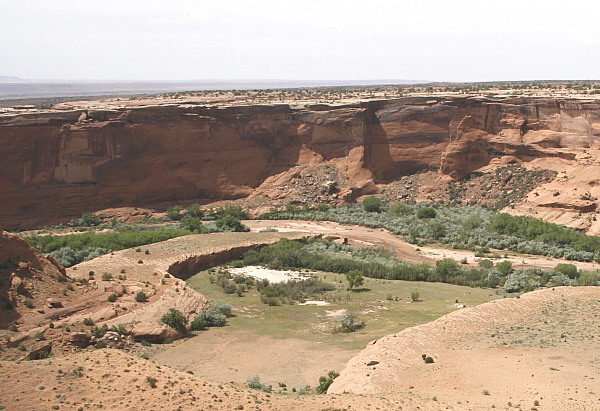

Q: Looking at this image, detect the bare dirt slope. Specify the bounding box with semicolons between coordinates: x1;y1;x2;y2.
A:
0;348;454;411
153;327;359;391
329;286;600;411
2;288;597;411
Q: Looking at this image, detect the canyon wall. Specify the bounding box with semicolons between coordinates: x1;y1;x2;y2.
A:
1;96;599;228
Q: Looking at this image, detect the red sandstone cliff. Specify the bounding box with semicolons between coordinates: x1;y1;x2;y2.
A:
1;96;599;228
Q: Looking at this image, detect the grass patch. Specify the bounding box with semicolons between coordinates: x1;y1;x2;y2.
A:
187;267;499;350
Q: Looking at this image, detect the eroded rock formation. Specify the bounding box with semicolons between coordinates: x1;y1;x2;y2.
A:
1;96;599;228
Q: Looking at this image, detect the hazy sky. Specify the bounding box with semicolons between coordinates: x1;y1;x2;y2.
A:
1;0;599;82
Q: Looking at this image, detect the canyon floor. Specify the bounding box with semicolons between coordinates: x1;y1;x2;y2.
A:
1;223;599;410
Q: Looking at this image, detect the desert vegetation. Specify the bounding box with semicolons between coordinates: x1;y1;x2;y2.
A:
239;237;599;292
260;200;600;263
22;205;250;267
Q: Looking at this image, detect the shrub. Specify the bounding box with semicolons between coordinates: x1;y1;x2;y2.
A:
422;354;434;364
478;259;494;269
211;301;233;317
335;311;364;333
214;215;249;232
417;207;437;219
165;206;183;221
194;309;226;327
546;273;577;287
315;371;339;394
578;270;600;286
410;291;420;302
179;216;208;233
429;222;446;239
26;228;190;267
185;203;204;218
37;350;51;359
435;258;461;282
210;205;248;220
190;317;206;331
101;272;113;281
388;203;412;216
161;308;188;334
146;376;157;388
504;271;540;293
362;196;382;213
463;216;484;229
496;260;513;276
83;318;94;326
68;213;101;227
135;292;148;303
554;263;578;279
107;294;117;302
24;299;34;309
247;376;271;392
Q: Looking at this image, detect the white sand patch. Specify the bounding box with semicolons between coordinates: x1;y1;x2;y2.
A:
325;309;347;318
229;266;311;283
298;300;331;306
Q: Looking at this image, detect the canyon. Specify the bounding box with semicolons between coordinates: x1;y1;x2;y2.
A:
2;95;600;230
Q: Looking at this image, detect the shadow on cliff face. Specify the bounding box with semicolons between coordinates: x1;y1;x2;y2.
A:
364;105;454;182
167;244;263;280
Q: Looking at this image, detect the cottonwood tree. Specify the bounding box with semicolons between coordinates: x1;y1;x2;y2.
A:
346;269;364;289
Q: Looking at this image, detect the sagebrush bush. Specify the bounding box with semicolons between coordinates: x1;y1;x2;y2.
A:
194;309;226;327
211;301;232;317
335;311;364;333
247;376;271;392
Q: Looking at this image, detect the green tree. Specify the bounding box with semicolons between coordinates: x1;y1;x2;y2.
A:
429;222;446;240
135;291;148;303
185;203;204;218
315;371;340;394
161;308;188;334
463;216;484;229
478;259;494;269
435;258;461;281
80;213;101;227
346;269;364;289
362;196;382;213
496;260;513;276
417;207;437;219
180;216;207;233
389;203;412;216
166;206;183;221
554;263;578;279
215;215;249;232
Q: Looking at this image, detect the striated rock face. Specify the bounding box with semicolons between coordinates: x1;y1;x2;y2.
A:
101;280;210;342
1;96;599;228
0;229;69;326
0;229;65;276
